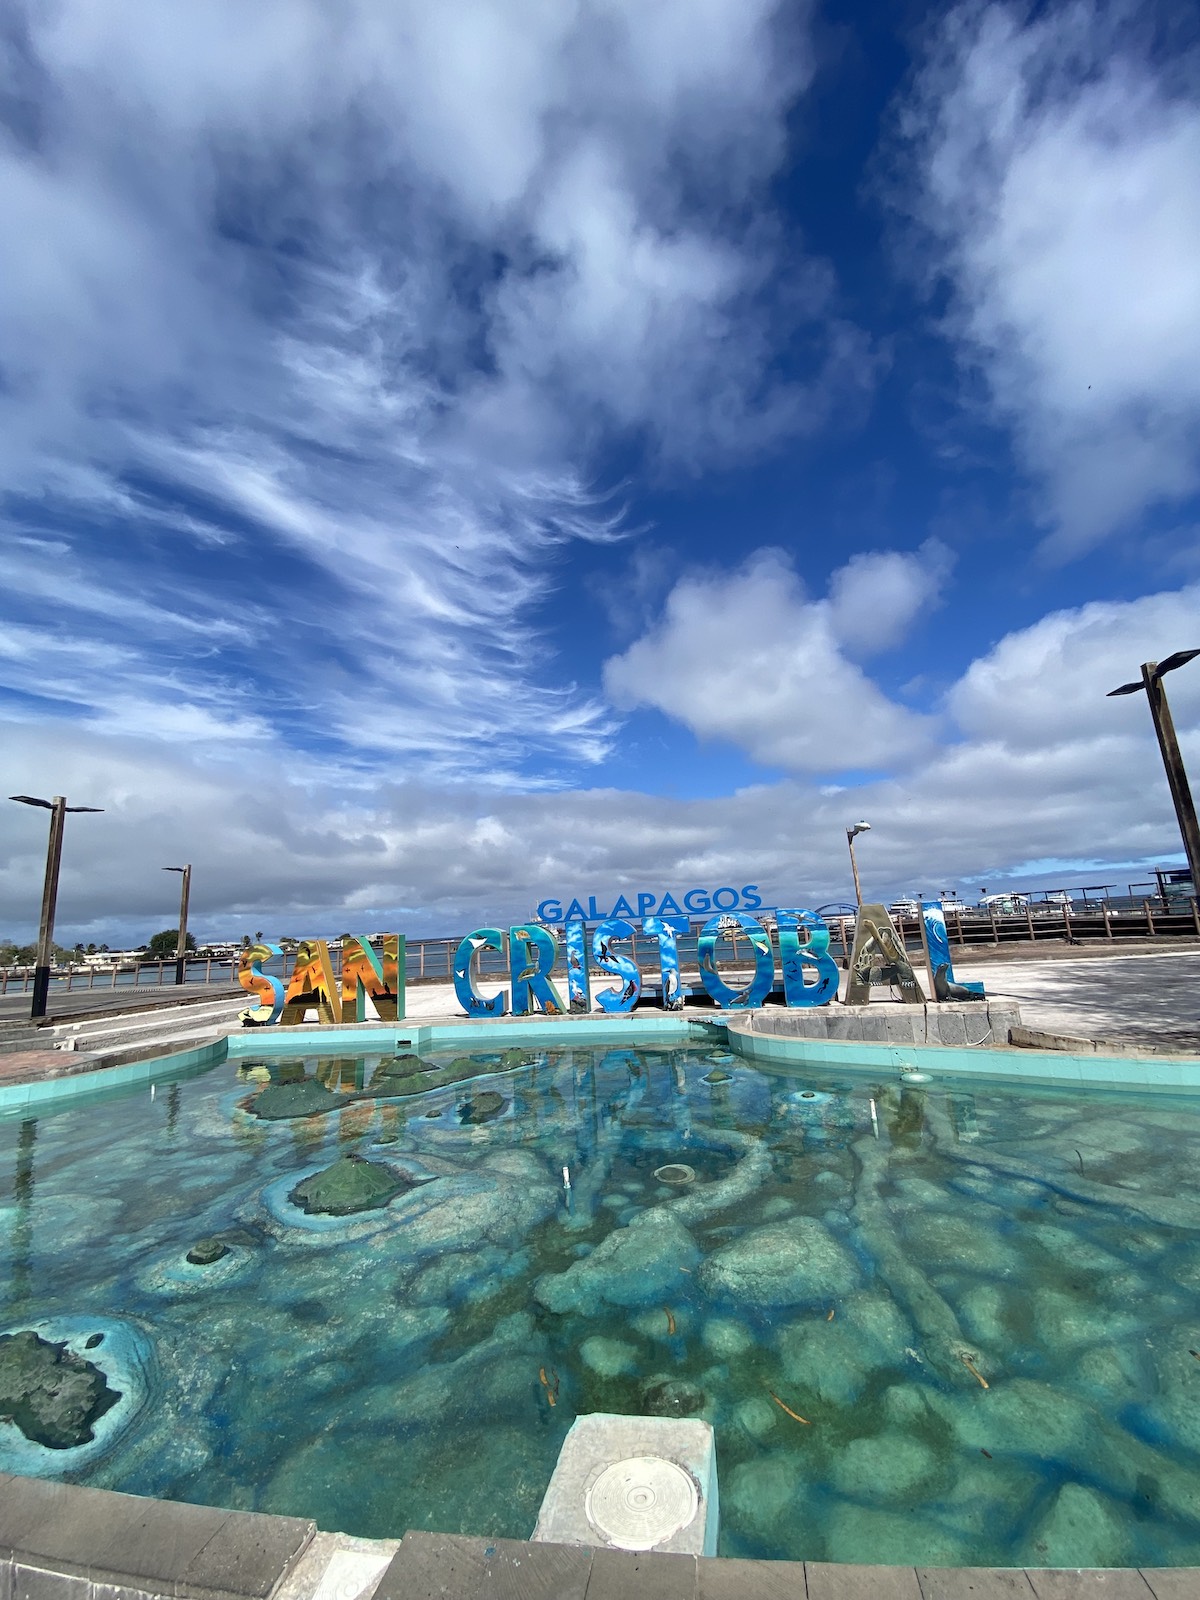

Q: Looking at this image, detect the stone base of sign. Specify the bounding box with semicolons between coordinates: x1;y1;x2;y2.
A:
742;998;1021;1047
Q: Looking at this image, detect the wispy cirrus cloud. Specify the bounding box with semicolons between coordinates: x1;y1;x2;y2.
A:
894;1;1200;555
0;0;871;790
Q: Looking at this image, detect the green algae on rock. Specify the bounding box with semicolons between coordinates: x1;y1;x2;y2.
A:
246;1079;352;1120
458;1091;508;1125
0;1330;121;1450
186;1238;229;1266
288;1154;414;1216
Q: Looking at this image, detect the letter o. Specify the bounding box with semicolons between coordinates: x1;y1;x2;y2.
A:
712;886;739;910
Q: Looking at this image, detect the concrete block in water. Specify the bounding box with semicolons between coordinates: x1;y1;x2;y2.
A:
533;1413;718;1556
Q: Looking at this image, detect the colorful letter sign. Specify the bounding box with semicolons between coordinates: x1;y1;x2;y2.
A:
238;898;979;1026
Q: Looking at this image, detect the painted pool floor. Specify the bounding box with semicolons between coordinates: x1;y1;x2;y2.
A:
4;1042;1200;1568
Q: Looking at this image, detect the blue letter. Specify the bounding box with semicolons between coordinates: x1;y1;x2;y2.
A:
565;919;590;1012
683;888;711;913
453;928;508;1017
658;891;683;916
777;909;839;1008
642;917;687;1010
592;919;641;1012
564;898;588;921
922;901;985;1000
740;884;762;909
637;891;656;918
712;886;739;910
510;924;564;1015
697;913;774;1008
536;899;562;922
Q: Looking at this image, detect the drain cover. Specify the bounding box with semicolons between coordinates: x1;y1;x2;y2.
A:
584;1456;699;1551
653;1163;696;1186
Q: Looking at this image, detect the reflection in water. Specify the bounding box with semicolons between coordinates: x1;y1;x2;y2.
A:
887;1084;927;1145
166;1083;181;1141
8;1118;37;1313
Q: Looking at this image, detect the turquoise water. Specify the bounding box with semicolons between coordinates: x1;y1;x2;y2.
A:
5;1042;1200;1565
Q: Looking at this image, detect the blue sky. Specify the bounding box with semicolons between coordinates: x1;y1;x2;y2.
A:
1;0;1198;944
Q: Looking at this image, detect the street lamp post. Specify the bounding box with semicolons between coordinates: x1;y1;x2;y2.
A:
846;820;871;907
162;865;192;986
9;794;104;1020
1107;650;1200;903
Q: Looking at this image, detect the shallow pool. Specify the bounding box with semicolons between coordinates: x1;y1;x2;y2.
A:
4;1041;1200;1566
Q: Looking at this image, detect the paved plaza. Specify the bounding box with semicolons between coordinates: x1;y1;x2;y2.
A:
2;948;1199;1083
955;949;1200;1054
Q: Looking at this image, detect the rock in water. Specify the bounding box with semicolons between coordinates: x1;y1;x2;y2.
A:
534;1212;701;1315
580;1337;640;1378
186;1238;229;1266
0;1330;121;1450
1028;1483;1130;1567
246;1079;351;1120
458;1091;508;1125
288;1155;413;1216
698;1220;860;1307
830;1432;940;1502
368;1055;428;1091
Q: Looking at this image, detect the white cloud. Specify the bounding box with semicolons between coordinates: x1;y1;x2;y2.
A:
899;2;1200;552
1;603;1195;945
949;583;1200;748
0;0;871;785
602;546;945;773
827;539;952;656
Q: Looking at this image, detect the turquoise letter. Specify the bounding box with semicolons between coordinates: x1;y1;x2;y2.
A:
510;924;565;1015
592;919;641;1012
777;909;839;1008
642;916;687;1010
922;901;985;999
697;913;774;1008
565;919;590;1012
453;928;508;1017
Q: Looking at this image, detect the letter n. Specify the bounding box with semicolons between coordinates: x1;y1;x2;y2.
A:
341;935;405;1022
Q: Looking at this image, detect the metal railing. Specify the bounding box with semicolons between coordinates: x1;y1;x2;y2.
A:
3;898;1197;997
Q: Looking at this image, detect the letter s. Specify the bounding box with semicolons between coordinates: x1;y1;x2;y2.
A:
740;884;762;909
238;942;284;1026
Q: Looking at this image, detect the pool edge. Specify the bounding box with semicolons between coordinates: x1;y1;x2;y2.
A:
4;1010;1200;1115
